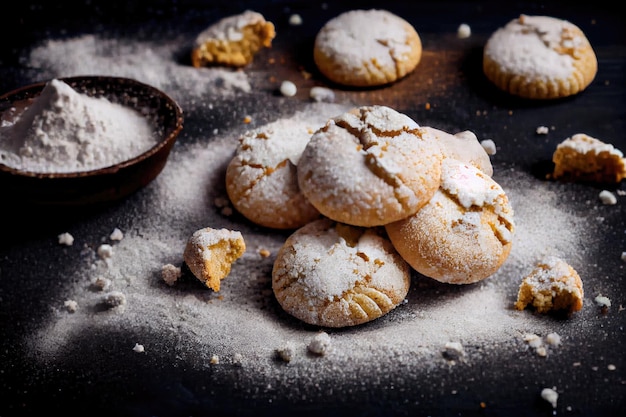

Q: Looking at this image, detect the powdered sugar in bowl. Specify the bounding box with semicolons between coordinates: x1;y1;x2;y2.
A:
0;76;183;205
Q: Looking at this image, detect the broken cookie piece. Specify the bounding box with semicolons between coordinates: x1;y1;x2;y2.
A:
515;256;584;314
191;10;275;68
551;133;626;183
183;227;246;291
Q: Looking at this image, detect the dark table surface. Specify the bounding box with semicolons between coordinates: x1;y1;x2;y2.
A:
1;1;625;416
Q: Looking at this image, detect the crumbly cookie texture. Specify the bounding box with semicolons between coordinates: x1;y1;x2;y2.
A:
551;133;626;183
272;218;411;328
191;10;275;68
514;256;584;314
422;126;493;176
183;227;246;291
483;14;597;99
297;105;443;227
225;117;322;229
385;158;515;284
313;9;422;87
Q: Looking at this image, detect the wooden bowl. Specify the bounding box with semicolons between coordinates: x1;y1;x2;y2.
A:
0;76;183;205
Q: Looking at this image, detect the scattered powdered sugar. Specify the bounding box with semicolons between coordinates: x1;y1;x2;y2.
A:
23;34;251;107
17;31;602;382
26;106;596;373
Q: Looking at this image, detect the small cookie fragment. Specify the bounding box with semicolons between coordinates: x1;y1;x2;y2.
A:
308;332;332;356
386;159;515;284
58;232;74;246
551;133;626;183
483;14;597;99
162;263;182;286
298;105;442;227
541;387;559;409
313;9;422;87
191;10;275;68
183;227;246;291
514;256;584;314
272;218;411;328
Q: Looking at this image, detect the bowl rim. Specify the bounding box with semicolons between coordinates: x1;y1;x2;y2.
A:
0;75;184;179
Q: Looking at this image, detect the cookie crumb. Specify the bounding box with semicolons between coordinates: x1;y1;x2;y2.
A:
288;14;302;26
91;276;112;291
594;294;611;308
443;341;465;361
599;190;617;205
309;86;335;102
457;23;471;39
97;244;114;259
258;248;271;258
109;228;124;241
58;232;74;246
541;387;558;408
480;139;497;155
308;332;332;356
162;263;182;286
621;252;626;262
536;126;549;135
280;80;297;97
232;353;243;366
545;332;561;347
133;343;145;353
210;355;219;364
243;115;252;124
276;343;295;363
64;299;78;312
103;291;126;308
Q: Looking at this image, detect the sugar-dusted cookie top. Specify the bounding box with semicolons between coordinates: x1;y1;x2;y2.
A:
272;218;410;328
483;14;597;99
313;9;422;87
386;158;515;284
226;117;323;230
297;105;443;227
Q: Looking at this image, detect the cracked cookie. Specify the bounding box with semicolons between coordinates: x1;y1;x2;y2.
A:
272;218;411;328
385;158;515;284
313;9;422;87
483;14;597;99
297;105;443;227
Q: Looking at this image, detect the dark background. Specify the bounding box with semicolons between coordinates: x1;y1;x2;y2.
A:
1;2;625;417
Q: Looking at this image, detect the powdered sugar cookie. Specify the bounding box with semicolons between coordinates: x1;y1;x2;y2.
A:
272;218;411;328
225;117;323;229
514;256;584;314
313;9;422;87
422;126;493;176
191;10;275;68
183;227;246;291
385;159;515;284
297;105;443;227
483;14;597;99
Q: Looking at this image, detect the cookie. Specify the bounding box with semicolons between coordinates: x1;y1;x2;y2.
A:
422;126;493;176
385;158;515;284
272;218;411;328
514;256;584;314
191;10;275;68
225;117;327;229
313;9;422;87
183;227;246;291
297;105;443;227
551;133;626;183
483;14;597;99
